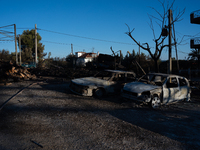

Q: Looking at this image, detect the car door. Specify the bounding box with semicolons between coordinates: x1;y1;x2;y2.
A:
177;77;189;100
163;77;179;104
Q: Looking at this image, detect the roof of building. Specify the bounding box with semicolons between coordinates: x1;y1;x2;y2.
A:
76;52;86;53
79;53;93;58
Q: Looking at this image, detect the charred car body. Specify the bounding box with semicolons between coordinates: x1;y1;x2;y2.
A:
69;70;136;98
121;73;191;108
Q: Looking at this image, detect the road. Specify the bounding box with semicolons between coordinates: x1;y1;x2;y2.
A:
0;78;200;150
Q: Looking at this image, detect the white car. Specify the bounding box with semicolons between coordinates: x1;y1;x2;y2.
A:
69;70;136;98
121;73;191;108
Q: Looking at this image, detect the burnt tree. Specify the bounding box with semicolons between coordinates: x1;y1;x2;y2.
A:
125;0;185;72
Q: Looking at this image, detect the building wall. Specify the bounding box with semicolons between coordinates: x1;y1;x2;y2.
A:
76;57;93;66
76;52;86;58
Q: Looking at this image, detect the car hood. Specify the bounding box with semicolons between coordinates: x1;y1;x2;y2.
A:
123;82;161;93
71;77;110;87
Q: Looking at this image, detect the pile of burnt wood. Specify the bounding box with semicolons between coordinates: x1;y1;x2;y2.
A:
0;61;36;83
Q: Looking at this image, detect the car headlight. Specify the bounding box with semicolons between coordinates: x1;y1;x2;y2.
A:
82;89;88;94
140;92;151;102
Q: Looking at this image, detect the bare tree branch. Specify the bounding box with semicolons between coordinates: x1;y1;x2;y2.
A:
169;0;175;10
148;15;156;40
148;14;163;22
148;6;163;18
155;21;162;29
158;36;167;46
171;8;185;24
125;23;135;33
125;0;185;72
125;30;149;51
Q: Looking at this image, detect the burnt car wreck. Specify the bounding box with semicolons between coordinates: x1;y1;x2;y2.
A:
121;73;191;108
69;70;136;98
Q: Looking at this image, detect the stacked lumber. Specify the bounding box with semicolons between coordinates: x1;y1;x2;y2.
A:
0;61;36;82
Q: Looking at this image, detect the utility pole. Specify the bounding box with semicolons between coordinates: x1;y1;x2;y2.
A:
19;35;21;65
35;24;37;67
172;22;179;72
139;42;140;64
14;24;18;64
71;43;73;55
71;43;75;68
168;9;172;74
119;50;122;65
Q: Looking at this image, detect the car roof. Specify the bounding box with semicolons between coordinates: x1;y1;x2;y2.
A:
105;69;135;74
148;73;184;78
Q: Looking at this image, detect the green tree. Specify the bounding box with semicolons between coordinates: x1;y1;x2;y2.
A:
17;29;46;62
10;52;16;62
0;49;11;61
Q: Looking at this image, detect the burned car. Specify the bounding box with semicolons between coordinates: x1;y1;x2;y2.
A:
69;70;136;98
121;73;191;108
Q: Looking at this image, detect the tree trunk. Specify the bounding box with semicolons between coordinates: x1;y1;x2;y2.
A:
154;58;159;73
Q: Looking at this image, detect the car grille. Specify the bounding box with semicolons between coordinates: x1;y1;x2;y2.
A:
122;90;138;97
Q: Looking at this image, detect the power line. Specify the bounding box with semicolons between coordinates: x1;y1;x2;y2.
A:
0;24;14;29
177;50;189;54
41;40;70;45
41;40;96;51
38;28;137;45
0;30;14;34
0;24;15;42
17;27;34;30
0;40;14;43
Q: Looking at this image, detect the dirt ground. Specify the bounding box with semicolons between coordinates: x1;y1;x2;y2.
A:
0;77;200;150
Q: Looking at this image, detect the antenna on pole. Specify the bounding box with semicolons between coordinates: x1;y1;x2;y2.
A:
71;43;73;55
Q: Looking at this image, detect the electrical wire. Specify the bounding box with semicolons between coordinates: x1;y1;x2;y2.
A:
38;28;137;45
41;40;70;45
177;50;189;54
0;25;193;56
0;24;14;29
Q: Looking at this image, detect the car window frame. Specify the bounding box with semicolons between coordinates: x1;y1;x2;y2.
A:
165;77;179;88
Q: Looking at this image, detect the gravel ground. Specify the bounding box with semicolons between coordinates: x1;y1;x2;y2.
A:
0;78;200;150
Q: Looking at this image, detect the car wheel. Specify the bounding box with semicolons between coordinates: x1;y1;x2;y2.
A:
151;96;161;109
94;88;104;98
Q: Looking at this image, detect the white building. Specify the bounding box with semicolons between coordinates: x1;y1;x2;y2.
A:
75;52;98;66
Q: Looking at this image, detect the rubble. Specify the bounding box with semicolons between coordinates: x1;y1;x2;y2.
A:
0;61;36;84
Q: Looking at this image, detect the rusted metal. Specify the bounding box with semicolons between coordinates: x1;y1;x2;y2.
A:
69;70;136;97
121;73;191;108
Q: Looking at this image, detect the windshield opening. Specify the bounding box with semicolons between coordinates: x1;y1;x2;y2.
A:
94;71;114;81
138;74;167;86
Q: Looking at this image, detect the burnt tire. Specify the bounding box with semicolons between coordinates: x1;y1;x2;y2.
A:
94;88;105;98
151;96;161;109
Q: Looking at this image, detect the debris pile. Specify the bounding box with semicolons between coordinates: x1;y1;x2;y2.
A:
30;65;100;79
0;61;36;83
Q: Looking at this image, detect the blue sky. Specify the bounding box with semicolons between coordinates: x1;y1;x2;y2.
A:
0;0;200;60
